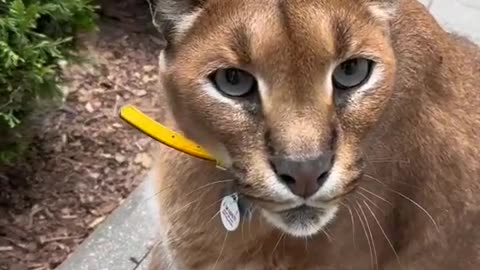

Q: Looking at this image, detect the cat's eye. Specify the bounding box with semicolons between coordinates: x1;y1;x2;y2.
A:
211;68;256;97
332;58;374;90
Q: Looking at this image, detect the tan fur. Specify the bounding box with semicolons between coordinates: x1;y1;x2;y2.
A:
149;0;480;269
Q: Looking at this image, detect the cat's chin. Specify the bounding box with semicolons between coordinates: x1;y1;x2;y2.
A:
261;205;339;237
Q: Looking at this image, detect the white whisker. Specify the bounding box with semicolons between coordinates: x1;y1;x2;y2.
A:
359;187;393;206
207;209;222;225
341;202;357;249
358;190;387;214
322;229;334;243
357;201;378;270
211;233;228;270
364;173;421;190
354;205;374;270
390;189;440;232
363;175;439;232
272;232;285;256
184;179;235;198
140;179;234;207
363;200;403;269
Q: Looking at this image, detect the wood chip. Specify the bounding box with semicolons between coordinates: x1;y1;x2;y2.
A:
88;216;106;229
143;65;156;72
142;75;156;83
135;90;148;97
97;201;118;215
38;235;81;244
89;172;101;179
0;246;13;252
114;153;126;163
61;215;78;220
85;102;94;113
61;134;68;144
27;263;48;270
134;152;152;168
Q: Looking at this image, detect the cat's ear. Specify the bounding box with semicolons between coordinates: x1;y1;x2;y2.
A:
153;0;206;46
365;0;399;22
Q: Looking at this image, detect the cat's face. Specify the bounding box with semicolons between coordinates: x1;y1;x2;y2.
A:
159;0;396;237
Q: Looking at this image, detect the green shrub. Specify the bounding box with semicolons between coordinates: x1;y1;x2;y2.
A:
0;0;96;163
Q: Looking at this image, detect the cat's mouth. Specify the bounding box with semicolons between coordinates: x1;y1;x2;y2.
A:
260;204;339;237
233;175;342;237
238;192;338;237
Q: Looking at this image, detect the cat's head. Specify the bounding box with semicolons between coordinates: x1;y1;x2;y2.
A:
156;0;397;237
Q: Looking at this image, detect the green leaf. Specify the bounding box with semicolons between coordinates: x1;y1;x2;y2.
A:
0;0;96;165
0;111;20;128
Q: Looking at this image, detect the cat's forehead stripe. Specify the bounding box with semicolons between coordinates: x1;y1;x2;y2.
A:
224;3;338;68
228;24;252;65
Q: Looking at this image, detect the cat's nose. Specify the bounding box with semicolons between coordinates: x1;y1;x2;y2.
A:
270;153;333;198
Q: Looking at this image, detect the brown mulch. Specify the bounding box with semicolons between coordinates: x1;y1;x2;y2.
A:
0;6;165;270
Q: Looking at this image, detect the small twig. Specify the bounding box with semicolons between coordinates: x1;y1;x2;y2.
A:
102;88;126;94
29;265;48;270
84;112;107;125
58;105;78;115
88;216;106;229
112;94;121;118
105;78;136;95
28;204;43;228
134;142;144;151
0;87;20;111
145;0;160;29
56;156;80;166
131;243;156;270
1;237;28;251
28;263;48;270
129;257;140;264
61;214;78;220
39;235;82;244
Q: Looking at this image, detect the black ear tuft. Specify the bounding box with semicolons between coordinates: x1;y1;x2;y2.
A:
153;0;206;46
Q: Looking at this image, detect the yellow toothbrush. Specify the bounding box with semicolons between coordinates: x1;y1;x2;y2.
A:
119;105;224;168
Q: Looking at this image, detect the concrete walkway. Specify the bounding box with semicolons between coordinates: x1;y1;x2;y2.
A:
56;178;157;270
419;0;480;42
56;1;480;269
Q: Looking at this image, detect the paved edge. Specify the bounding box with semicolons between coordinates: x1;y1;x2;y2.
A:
56;173;158;270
